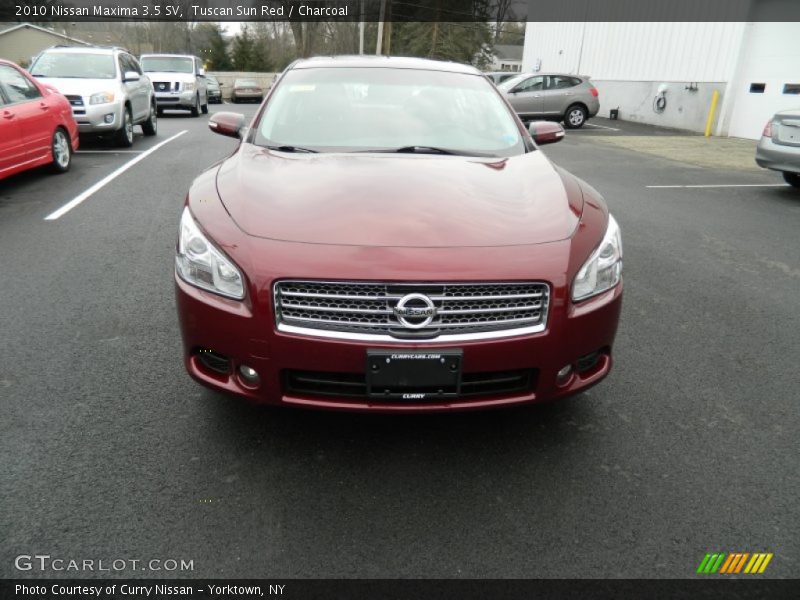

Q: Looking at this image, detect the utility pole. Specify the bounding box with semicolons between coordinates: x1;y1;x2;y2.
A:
376;0;385;55
383;1;392;55
359;0;365;54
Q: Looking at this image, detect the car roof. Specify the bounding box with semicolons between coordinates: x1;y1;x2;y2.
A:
290;55;480;75
140;54;197;58
513;72;589;79
39;45;123;55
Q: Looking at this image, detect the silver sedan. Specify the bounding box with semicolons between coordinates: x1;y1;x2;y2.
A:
756;109;800;188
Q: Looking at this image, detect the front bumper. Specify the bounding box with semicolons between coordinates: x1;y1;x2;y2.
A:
154;90;196;110
72;102;125;134
232;91;263;101
175;275;622;412
756;136;800;174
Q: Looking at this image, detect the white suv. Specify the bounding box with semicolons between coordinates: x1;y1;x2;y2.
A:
30;46;157;147
140;54;208;117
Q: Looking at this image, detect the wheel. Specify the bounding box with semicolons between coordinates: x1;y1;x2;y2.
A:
115;108;134;147
190;94;200;117
564;104;587;129
50;128;72;173
783;172;800;188
141;103;157;136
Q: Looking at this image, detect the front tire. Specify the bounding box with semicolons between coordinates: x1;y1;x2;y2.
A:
783;172;800;188
51;128;72;173
142;103;157;136
564;104;587;129
115;108;134;147
190;94;200;117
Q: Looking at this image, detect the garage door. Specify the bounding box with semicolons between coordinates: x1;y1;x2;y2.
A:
727;22;800;139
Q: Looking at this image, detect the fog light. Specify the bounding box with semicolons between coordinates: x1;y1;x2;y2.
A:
238;365;260;385
104;113;114;123
556;364;573;384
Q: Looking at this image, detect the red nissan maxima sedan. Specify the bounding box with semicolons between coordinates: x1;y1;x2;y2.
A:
0;59;78;181
175;56;622;412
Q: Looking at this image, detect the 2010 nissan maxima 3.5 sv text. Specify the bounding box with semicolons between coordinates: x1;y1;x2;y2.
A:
175;56;622;412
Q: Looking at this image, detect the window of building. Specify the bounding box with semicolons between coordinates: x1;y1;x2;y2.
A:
783;83;800;95
749;83;766;93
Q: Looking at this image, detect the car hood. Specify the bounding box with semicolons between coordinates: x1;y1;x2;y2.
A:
215;145;582;248
32;77;121;96
144;71;193;82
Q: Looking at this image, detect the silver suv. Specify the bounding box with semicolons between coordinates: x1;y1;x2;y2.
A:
140;54;208;117
30;46;157;146
499;73;600;128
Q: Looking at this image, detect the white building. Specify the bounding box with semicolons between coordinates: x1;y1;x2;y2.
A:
490;44;523;72
522;21;800;139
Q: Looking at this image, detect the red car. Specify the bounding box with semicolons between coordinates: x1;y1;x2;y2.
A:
175;56;623;412
0;59;78;181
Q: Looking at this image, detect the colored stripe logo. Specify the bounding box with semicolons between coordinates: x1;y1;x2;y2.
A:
697;552;773;574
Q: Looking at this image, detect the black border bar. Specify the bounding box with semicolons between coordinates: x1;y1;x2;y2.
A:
3;0;800;22
3;579;800;600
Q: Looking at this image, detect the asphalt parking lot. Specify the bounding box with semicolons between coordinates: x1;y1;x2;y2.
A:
1;107;798;579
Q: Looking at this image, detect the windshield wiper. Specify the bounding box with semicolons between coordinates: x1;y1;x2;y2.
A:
365;146;493;157
266;145;318;154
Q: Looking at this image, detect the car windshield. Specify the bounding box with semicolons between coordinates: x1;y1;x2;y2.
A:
236;80;258;87
255;67;525;157
30;52;116;79
207;77;219;85
497;74;528;91
141;57;193;73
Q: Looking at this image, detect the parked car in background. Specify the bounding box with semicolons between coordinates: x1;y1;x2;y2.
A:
29;46;156;147
485;71;519;86
206;75;222;104
756;110;800;188
176;56;622;413
140;54;208;116
498;73;599;128
230;79;263;103
0;59;79;181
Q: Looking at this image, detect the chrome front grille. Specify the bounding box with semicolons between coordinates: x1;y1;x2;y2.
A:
274;281;549;341
153;81;178;92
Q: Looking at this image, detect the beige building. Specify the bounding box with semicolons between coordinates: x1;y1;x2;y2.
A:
0;23;90;66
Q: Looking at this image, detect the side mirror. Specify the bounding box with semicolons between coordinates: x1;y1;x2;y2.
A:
209;112;246;138
528;121;565;145
123;71;140;82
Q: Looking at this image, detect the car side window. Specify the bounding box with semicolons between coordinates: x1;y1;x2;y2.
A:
0;64;42;103
514;76;544;93
548;76;579;90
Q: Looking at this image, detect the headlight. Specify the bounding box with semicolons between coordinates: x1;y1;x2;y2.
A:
183;82;195;92
571;214;622;302
89;92;115;105
176;207;245;299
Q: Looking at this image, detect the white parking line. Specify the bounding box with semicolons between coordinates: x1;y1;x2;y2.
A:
647;183;789;189
45;130;187;221
583;122;621;131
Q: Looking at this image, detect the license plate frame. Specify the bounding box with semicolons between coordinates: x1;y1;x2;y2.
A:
366;350;463;401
